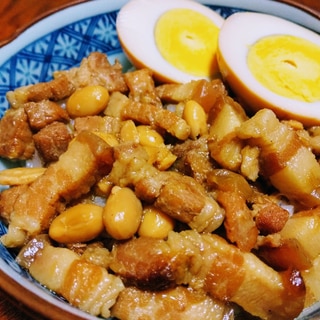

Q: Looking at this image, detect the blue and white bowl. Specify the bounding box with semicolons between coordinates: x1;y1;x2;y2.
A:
0;1;319;319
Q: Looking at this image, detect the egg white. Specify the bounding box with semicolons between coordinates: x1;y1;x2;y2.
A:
218;12;320;125
116;0;224;83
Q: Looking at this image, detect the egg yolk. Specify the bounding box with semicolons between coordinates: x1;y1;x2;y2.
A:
248;35;320;102
154;9;220;78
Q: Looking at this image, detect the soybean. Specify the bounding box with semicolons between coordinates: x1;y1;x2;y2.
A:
137;125;177;170
66;85;109;117
183;100;208;139
103;186;142;240
120;120;139;143
0;167;46;186
137;125;164;147
49;203;104;244
138;206;175;239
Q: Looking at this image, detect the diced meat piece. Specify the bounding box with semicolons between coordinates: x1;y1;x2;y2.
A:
171;136;214;184
111;286;232;320
238;109;320;208
24;100;70;131
121;100;190;140
255;202;289;235
258;238;312;271
217;191;258;252
124;68;162;107
33;122;73;163
6;74;75;108
0;108;34;160
74;115;121;135
0;184;28;223
16;236;124;318
55;52;128;93
208;96;248;172
156;79;227;113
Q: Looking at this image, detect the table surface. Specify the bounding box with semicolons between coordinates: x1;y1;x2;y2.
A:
0;0;320;319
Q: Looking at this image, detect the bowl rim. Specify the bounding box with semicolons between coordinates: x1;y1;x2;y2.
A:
0;0;319;319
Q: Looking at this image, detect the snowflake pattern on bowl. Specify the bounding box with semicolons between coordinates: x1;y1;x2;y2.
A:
0;9;121;117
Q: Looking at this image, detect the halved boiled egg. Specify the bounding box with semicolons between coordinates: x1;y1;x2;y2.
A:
218;12;320;126
116;0;224;83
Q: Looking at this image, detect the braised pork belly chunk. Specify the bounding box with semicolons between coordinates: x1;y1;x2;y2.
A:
0;108;34;160
16;235;124;318
1;52;320;319
171;136;216;187
54;51;128;93
6;74;75;108
33;122;73;163
111;286;233;320
24;100;70;131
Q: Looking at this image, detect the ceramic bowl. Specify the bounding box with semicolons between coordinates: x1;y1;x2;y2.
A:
0;1;319;319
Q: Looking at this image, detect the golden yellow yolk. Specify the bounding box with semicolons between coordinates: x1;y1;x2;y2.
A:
154;9;220;78
248;35;320;102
